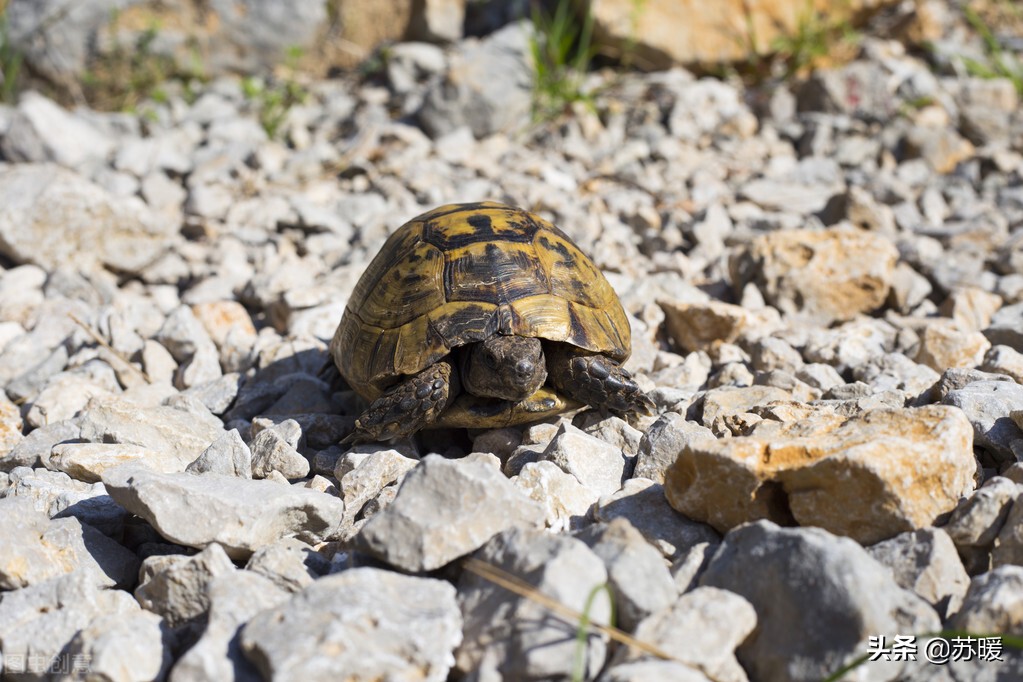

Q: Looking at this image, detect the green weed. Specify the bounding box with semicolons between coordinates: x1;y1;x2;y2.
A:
961;5;1023;96
0;10;24;104
529;0;597;121
571;582;615;682
83;19;206;112
769;0;860;79
241;45;308;140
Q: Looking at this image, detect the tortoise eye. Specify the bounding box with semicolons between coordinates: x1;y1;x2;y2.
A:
482;351;497;369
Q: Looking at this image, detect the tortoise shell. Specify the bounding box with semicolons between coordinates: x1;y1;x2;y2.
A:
330;201;631;402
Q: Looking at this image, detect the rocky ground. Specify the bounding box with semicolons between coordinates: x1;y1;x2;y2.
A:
2;2;1023;681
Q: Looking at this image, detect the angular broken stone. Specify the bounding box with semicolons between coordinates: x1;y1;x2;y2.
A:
77;398;224;470
242;568;461;681
169;571;290;682
659;299;757;353
730;228;898;325
633;412;715;483
62;610;172;682
357;454;544;572
102;466;344;559
540;423;626;497
455;528;610;679
576;518;677;632
135;544;237;628
666;406;977;544
596;478;720;559
948;565;1023;634
245;537;331;593
0;496;138;591
186;428;253;478
943;379;1023;463
700;521;940;682
513;460;600;532
866;528;970;619
248;425;310;480
609;586;756;682
335;447;418;524
0;572;141;679
50;442;194;482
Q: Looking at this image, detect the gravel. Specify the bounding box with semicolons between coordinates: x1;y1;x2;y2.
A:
1;3;1022;678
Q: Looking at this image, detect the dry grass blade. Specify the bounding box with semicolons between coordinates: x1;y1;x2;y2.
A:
67;312;153;384
462;557;676;662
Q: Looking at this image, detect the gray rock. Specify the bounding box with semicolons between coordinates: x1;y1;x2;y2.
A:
944;476;1020;550
50;442;194;482
981;344;1023;384
0;163;173;274
700;521;940;682
984;302;1023;352
1;92;113;169
77;398;224;469
634;413;715;483
943;380;1023;462
993;491;1023;568
244;537;331;594
456;528;610;679
102;466;344;559
1;417;80;471
187;429;253;478
609;587;756;682
335;447;418;525
358;454;543;571
59;610;172;682
927;367;1015;402
419;21;533;138
386;42;449;94
135;544;237;628
0;572;140;680
242;568;461;681
671;541;718;594
576;519;677;632
169;571;290;682
0;496;138;590
182;372;243;416
867;528;970;619
0;466;128;536
541;423;626;497
596;478;720;559
513;460;600;532
577;414;644;455
949;565;1023;635
248;425;310;480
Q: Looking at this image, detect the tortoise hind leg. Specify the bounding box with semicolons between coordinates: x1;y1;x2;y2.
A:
342;359;456;445
546;346;655;416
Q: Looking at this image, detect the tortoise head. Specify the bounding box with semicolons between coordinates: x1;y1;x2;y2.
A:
461;335;547;402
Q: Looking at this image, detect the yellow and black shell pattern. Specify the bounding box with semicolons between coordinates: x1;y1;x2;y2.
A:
331;201;631;400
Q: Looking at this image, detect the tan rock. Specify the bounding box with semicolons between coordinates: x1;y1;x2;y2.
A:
981;345;1023;384
700;386;793;436
192;300;257;349
730;228;898;325
940;287;1003;333
904;126;976;174
0;393;24;457
659;300;754;354
50;443;195;483
665;406;977;544
915;321;991;372
589;0;898;70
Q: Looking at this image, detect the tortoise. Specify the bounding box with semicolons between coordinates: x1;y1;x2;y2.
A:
330;201;654;444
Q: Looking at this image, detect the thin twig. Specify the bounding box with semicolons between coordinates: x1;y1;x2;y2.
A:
462;557;676;662
67;312;153;384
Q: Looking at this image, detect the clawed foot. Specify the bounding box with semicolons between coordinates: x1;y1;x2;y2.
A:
342;360;455;445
